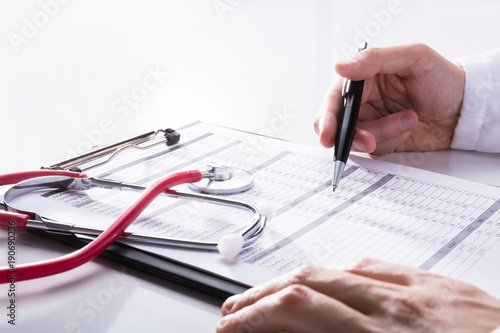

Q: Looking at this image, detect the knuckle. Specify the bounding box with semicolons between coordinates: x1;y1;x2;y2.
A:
287;265;320;285
377;121;394;140
411;42;431;53
381;292;432;330
362;46;382;58
410;43;438;68
393;294;425;314
276;284;312;307
348;258;379;272
241;285;263;304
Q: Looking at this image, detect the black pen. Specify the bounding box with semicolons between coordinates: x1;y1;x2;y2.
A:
332;42;367;192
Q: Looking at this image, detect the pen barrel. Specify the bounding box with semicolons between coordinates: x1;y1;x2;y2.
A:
334;79;365;162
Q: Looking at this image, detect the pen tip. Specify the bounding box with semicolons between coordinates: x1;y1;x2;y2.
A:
332;185;337;192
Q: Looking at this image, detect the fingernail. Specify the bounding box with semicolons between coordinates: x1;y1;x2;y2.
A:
314;121;320;135
338;57;357;66
352;136;366;152
318;116;325;133
218;315;231;329
400;114;415;132
222;295;239;315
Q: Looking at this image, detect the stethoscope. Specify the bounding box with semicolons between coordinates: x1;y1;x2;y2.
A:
0;164;274;284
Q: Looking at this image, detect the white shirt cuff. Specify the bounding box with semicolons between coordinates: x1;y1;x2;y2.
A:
451;49;500;153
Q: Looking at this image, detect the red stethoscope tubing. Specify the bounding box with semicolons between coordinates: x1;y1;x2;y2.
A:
0;170;87;230
0;169;202;283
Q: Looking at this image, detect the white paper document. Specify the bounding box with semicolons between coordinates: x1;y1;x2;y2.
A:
10;122;500;297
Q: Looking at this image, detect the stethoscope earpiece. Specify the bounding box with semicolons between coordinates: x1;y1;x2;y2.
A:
217;201;276;259
256;201;276;220
217;233;244;259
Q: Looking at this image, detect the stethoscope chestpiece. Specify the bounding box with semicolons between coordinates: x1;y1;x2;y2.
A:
188;163;254;195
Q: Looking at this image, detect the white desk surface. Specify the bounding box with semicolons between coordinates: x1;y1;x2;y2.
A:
1;148;499;333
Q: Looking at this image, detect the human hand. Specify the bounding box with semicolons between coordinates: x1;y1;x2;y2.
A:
314;43;465;156
217;258;500;333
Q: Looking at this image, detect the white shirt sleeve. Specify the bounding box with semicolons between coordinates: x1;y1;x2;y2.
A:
451;49;500;152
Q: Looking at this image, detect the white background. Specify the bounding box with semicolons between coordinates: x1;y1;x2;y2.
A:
1;0;500;173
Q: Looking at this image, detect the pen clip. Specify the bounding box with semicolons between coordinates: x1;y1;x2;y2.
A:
358;42;368;53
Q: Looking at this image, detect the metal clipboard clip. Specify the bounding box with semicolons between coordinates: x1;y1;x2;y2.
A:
41;128;181;173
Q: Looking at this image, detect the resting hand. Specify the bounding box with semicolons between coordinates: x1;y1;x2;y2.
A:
314;43;465;156
217;258;500;333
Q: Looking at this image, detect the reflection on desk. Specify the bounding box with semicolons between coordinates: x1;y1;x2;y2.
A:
0;231;222;333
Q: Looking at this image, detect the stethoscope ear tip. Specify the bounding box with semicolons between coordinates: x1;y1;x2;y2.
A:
217;233;244;259
256;201;276;220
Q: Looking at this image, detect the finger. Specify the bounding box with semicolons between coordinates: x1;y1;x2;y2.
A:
314;78;344;148
335;43;439;81
356;127;410;156
315;111;379;153
359;110;417;142
355;110;418;155
348;110;417;155
315;86;418;154
217;284;369;333
351;129;376;153
346;258;434;286
222;265;397;316
369;134;409;156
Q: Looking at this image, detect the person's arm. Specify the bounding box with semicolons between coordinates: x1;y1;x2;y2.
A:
217;259;500;332
314;43;465;156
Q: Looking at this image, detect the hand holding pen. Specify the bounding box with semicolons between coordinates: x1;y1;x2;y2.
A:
314;43;465;176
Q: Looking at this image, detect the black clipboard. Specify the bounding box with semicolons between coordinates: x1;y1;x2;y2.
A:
34;230;250;300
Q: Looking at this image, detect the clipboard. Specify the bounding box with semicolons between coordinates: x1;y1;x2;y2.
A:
29;120;500;302
37;124;250;300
